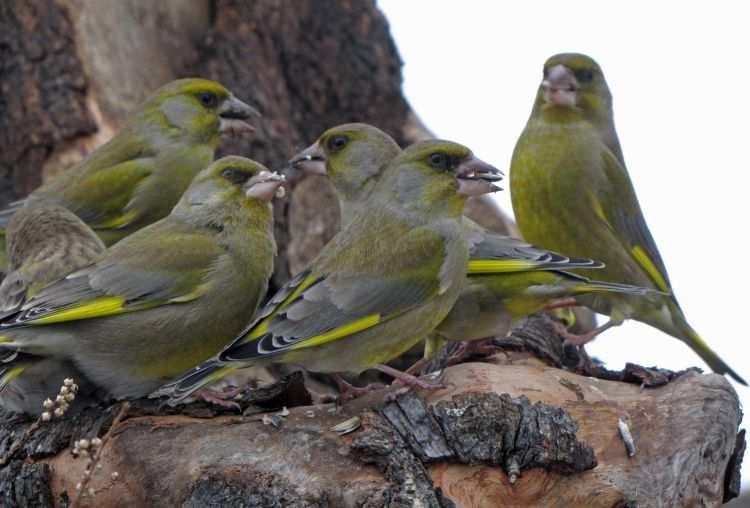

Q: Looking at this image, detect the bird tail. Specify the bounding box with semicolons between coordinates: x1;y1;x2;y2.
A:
150;360;238;403
645;301;746;386
568;275;663;297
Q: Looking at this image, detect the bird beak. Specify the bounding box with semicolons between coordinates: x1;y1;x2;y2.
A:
455;157;504;196
244;171;286;201
219;95;260;137
286;141;327;184
542;64;578;107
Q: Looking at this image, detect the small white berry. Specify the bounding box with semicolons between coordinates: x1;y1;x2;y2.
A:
41;412;51;422
91;437;102;447
42;398;54;410
64;378;74;387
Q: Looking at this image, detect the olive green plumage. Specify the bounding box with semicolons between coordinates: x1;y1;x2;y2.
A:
155;139;503;401
0;157;281;405
0;205;106;414
510;53;745;385
288;124;654;349
0;78;258;269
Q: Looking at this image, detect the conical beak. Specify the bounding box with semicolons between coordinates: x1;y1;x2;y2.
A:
542;64;578;107
244;171;286;201
455;157;504;196
219;95;260;137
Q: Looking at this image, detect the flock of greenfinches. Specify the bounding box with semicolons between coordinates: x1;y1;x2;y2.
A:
0;52;742;417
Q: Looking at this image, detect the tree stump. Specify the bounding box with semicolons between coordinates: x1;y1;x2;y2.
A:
0;1;743;506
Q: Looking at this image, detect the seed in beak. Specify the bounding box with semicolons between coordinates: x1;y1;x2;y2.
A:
275;186;286;198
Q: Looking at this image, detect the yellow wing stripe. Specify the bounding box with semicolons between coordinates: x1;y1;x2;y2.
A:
30;296;128;324
247;273;320;341
94;209;140;230
589;191;612;228
467;259;543;274
631;246;670;293
289;314;381;350
0;365;27;388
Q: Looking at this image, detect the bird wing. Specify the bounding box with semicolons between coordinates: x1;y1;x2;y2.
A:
467;225;602;274
0;220;224;327
588;148;672;292
62;157;155;230
218;226;450;362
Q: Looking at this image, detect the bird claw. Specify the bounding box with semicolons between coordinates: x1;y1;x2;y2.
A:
194;387;243;410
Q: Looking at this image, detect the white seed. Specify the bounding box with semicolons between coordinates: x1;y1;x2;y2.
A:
111;472;119;480
60;386;69;395
64;378;74;387
53;407;64;418
41;412;52;422
77;439;90;449
42;398;54;410
91;437;102;447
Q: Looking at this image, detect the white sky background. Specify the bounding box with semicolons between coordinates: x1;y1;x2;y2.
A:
379;0;749;490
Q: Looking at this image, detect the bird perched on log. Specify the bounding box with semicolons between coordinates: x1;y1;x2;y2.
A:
0;157;283;410
154;139;503;401
510;53;745;385
0;78;259;270
0;204;106;414
288;123;657;364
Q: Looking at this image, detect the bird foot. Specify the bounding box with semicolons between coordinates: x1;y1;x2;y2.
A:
446;338;500;364
376;364;446;391
333;375;386;402
194;386;243;410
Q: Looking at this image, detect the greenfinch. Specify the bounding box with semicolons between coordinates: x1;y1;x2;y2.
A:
0;205;106;414
0;78;258;269
0;157;283;404
155;139;503;401
289;124;655;353
510;53;745;384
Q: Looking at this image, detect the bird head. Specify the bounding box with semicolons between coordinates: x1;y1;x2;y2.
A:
143;78;260;145
177;156;285;219
381;140;503;215
536;53;612;122
288;123;401;202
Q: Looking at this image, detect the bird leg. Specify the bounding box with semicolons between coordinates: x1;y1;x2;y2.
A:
550;317;620;346
333;374;385;401
375;364;446;391
445;338;501;363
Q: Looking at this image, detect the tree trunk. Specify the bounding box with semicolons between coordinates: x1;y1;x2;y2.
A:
0;1;743;506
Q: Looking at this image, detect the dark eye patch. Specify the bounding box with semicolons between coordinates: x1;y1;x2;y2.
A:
429;152;451;171
326;135;349;152
574;68;595;83
221;167;252;185
198;92;219;108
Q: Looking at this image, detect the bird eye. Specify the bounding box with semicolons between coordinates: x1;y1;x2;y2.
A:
221;168;251;185
575;69;595;83
198;92;219;108
429;152;450;171
326;135;349;152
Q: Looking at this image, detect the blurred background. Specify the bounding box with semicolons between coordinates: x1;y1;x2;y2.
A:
379;0;749;501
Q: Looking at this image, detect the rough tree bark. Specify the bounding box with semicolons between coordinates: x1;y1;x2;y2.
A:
0;1;743;507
